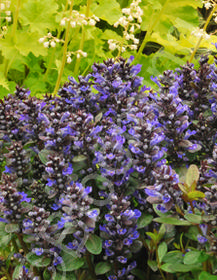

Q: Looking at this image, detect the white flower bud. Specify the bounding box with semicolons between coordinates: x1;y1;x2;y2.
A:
6;1;11;8
50;41;56;48
214;16;217;24
67;56;72;64
70;21;76;27
60;19;66;26
5;17;11;22
130;44;137;50
133;38;139;44
130;25;135;33
76;53;81;58
82;51;87;57
204;2;212;9
122;8;130;15
39;37;45;43
0;3;5;10
128;15;134;22
43;41;50;48
89;19;96;26
5;10;11;16
82;19;88;25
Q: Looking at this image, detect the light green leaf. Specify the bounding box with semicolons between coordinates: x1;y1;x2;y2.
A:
158;242;167;264
184;213;202;224
154;217;191;226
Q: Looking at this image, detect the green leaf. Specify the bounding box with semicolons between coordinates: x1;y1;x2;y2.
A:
184;213;202;224
148;260;158;272
186;164;199;187
19;0;58;34
57;251;84;272
5;223;19;233
162;251;183;264
52;271;76;280
154;217;191;226
95;262;112;275
26;252;51;268
183;251;209;265
85;234;102;255
137;213;153;229
12;264;23;279
158;242;167;264
199;272;217;280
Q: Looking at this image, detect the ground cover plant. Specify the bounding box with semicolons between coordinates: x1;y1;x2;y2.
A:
1;0;217;280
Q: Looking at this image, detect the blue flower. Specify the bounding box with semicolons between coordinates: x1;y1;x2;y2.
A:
33;248;44;256
117;256;127;263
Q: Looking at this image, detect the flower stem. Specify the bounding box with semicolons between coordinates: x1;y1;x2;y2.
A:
135;0;170;60
73;0;91;76
85;252;96;280
189;4;217;63
43;0;69;82
53;0;74;96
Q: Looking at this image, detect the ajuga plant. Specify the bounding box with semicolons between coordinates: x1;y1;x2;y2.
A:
1;51;217;280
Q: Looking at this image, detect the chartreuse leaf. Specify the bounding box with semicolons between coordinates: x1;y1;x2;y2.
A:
95;262;112;275
187;190;205;201
185;164;199;187
57;251;84;272
158;242;167;264
91;0;122;25
26;252;51;268
19;0;58;34
0;72;9;90
154;217;191;226
85;234;102;255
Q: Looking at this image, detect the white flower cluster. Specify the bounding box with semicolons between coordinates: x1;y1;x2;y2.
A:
108;0;143;53
191;28;210;40
203;1;217;23
0;1;11;22
60;11;99;28
38;32;64;48
66;50;87;64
